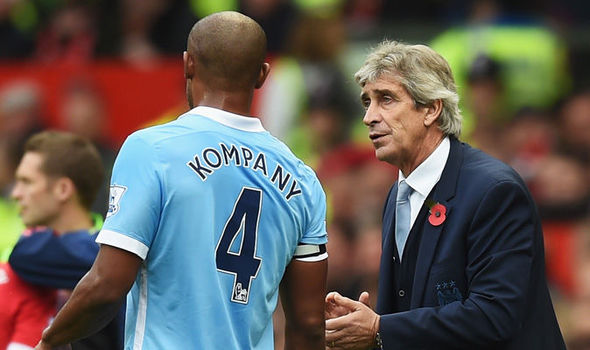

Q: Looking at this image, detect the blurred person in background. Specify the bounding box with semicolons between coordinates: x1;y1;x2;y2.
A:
528;153;590;300
0;81;45;146
501;108;558;181
5;130;123;349
350;219;382;298
0;259;56;350
34;2;96;64
430;0;570;137
463;54;507;159
0;0;35;59
324;40;565;349
289;74;359;168
94;0;195;59
60;78;115;218
0;82;45;261
557;89;590;165
530;153;590;223
326;219;362;299
119;0;170;62
0;137;24;261
240;0;299;54
259;9;358;146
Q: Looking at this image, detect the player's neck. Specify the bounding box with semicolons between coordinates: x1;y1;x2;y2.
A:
197;90;254;117
49;204;94;234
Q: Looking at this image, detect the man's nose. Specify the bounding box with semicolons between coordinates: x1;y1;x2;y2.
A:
11;184;21;200
362;102;380;126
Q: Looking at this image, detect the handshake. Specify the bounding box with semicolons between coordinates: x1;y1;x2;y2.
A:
325;291;381;350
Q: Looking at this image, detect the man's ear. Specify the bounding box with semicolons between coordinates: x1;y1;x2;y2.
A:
424;99;443;127
183;51;194;79
255;62;270;89
52;177;75;204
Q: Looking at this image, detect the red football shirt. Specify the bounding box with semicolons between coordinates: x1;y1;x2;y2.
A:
0;263;57;349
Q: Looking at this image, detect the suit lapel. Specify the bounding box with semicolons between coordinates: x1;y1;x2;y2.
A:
410;137;463;308
382;185;398;254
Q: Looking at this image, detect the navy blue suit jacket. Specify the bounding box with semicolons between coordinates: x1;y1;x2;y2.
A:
376;137;565;349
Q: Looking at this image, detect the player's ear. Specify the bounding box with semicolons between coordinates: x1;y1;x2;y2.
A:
183;51;194;80
52;177;75;203
254;62;270;89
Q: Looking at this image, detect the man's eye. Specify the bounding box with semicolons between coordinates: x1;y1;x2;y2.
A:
361;99;370;108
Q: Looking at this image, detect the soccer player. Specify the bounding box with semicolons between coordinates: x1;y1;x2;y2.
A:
35;11;328;350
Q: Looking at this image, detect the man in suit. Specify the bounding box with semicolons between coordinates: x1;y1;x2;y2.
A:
324;40;565;349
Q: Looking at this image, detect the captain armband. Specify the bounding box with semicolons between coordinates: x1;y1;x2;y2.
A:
293;243;327;262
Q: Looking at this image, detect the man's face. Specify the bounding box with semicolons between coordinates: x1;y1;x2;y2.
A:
11;152;61;227
360;77;428;167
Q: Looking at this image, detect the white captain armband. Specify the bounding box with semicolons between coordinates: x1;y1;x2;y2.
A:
294;243;327;262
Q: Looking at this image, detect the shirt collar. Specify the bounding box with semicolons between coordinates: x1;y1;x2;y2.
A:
398;137;450;198
182;106;266;132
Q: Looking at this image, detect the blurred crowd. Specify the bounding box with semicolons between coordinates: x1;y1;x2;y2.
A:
1;0;590;348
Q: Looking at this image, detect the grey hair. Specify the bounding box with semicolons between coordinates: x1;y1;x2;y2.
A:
354;40;462;138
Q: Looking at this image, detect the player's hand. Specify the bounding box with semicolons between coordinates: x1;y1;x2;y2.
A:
325;292;379;349
325;291;372;320
325;291;353;320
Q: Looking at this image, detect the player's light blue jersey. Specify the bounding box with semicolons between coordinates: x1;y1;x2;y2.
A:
96;106;328;350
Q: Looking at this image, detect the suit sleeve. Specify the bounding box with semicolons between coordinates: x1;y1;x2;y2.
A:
379;180;536;349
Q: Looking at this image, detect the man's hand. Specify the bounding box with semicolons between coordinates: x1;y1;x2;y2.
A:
325;292;379;349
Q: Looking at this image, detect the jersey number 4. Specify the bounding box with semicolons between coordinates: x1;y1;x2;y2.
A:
215;187;263;304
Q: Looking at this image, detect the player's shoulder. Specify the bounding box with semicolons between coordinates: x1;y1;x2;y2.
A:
126;118;187;145
276;150;324;200
265;136;319;181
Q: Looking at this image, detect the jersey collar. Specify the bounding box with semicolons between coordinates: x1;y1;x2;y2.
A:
185;106;266;132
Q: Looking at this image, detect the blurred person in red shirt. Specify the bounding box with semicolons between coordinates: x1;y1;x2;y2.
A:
0;261;56;350
6;131;123;349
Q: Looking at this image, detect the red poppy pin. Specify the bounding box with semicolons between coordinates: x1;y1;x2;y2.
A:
425;199;446;226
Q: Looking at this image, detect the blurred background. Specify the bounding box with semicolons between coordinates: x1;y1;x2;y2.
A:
1;0;589;348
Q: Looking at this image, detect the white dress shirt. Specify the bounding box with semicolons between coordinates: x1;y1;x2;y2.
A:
397;137;450;231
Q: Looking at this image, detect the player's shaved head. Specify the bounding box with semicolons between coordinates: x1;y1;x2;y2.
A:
187;11;267;91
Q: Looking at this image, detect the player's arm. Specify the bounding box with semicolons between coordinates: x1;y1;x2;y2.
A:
280;248;327;350
35;245;141;349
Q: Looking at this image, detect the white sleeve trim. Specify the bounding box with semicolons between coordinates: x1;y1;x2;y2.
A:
8;343;35;350
295;252;328;262
96;229;149;260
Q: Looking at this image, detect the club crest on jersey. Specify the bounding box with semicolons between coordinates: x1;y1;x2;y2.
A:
107;185;127;218
233;282;249;303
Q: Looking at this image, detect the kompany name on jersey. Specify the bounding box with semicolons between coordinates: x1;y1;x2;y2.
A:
107;185;127;218
186;143;303;200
